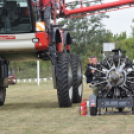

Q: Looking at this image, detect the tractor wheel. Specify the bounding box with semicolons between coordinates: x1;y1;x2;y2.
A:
71;54;83;103
90;107;97;116
57;53;73;107
0;88;6;106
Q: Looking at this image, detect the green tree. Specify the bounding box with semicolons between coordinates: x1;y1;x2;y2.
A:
114;31;127;41
116;38;134;60
131;19;134;37
58;6;115;71
59;13;109;61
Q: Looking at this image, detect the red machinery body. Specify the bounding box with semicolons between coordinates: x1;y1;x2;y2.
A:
36;0;134;54
35;32;50;51
0;0;133;61
62;0;134;16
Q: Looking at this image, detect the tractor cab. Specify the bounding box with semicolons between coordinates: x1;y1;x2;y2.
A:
0;0;38;34
0;0;49;54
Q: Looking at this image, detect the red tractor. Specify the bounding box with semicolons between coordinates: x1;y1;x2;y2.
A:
0;0;133;107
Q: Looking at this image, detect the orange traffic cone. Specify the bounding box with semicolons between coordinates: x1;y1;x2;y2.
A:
80;99;87;116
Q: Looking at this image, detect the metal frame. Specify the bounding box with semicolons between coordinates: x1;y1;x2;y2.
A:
89;94;134;115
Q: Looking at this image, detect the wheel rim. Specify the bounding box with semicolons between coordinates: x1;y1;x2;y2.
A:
77;63;82;96
69;86;73;100
68;64;73;100
78;83;83;96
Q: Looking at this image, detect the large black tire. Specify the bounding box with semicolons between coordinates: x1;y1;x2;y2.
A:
90;107;97;116
57;53;73;107
0;88;6;106
71;54;83;103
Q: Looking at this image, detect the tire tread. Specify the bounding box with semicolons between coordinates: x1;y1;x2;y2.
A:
0;88;6;106
57;53;72;107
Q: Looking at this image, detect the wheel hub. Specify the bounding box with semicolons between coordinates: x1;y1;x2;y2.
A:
108;69;125;87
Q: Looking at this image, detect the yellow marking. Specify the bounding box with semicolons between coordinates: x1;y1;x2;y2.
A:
36;22;45;31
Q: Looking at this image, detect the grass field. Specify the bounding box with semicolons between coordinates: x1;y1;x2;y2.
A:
0;80;134;134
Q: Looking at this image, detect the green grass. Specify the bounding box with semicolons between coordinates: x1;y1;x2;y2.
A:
0;81;134;134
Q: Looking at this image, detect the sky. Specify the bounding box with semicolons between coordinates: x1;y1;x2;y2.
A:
65;0;134;37
102;8;134;37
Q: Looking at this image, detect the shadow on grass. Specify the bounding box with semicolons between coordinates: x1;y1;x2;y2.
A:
0;102;59;110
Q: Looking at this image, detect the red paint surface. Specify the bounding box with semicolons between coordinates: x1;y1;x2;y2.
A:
39;0;51;7
80;101;87;116
25;8;29;16
66;45;70;50
35;32;50;51
8;74;16;84
91;103;95;107
57;42;64;52
0;36;15;40
63;0;134;15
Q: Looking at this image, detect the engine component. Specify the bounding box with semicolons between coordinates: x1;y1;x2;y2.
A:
90;49;134;98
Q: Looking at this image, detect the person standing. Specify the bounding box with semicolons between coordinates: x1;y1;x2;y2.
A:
91;56;102;95
39;0;51;33
85;56;93;84
85;56;101;94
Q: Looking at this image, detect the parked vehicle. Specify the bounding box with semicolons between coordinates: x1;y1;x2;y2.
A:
8;70;16;84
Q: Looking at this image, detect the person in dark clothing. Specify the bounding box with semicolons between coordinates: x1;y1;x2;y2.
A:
91;57;100;94
85;56;93;83
85;56;101;95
